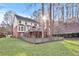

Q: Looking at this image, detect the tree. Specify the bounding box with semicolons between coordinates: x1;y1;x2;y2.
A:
32;10;38;20
48;3;52;39
72;3;74;18
41;3;44;38
76;4;79;22
3;10;15;35
66;3;68;22
24;3;41;21
60;4;64;22
32;9;42;23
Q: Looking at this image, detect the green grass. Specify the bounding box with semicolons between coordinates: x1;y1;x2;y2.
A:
0;37;79;56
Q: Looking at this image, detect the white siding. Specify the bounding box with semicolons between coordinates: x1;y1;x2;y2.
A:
13;16;18;28
17;20;25;25
13;15;39;33
27;22;31;25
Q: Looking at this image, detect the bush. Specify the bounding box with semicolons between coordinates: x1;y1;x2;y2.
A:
0;33;6;38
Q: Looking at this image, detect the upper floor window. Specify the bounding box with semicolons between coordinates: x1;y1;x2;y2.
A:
31;23;32;25
19;21;21;24
25;22;27;25
34;23;37;26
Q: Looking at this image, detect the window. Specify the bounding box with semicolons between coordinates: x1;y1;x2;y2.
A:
25;22;27;25
21;26;24;31
34;24;37;26
19;21;21;24
31;23;32;25
18;26;26;32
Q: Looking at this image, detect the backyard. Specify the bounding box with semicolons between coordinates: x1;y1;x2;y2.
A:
0;37;79;56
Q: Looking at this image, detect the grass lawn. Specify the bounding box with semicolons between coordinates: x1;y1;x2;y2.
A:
0;37;79;56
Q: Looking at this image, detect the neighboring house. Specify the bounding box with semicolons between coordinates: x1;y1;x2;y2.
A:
13;14;40;37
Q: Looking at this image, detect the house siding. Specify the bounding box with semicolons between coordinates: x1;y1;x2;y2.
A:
13;14;39;37
13;26;19;37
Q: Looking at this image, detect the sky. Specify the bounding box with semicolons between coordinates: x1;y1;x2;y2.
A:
0;3;42;23
0;3;78;24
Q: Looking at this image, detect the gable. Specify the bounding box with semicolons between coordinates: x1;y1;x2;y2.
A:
15;14;38;23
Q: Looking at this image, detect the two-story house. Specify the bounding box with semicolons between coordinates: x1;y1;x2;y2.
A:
13;14;39;37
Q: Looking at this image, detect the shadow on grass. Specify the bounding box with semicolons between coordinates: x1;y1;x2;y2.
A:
20;37;64;44
19;38;64;44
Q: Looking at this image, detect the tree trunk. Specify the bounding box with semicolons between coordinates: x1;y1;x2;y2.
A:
41;3;44;38
66;4;68;23
61;5;64;23
72;4;74;18
49;3;52;39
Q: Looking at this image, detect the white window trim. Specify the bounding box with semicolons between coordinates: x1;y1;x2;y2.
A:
17;25;26;32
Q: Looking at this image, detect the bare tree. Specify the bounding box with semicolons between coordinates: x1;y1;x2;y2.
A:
3;10;15;35
60;4;64;23
48;3;52;39
66;3;68;22
32;9;42;23
41;3;44;38
76;4;79;22
32;10;38;20
72;3;74;18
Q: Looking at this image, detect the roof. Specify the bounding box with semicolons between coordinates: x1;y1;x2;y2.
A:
15;14;38;23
